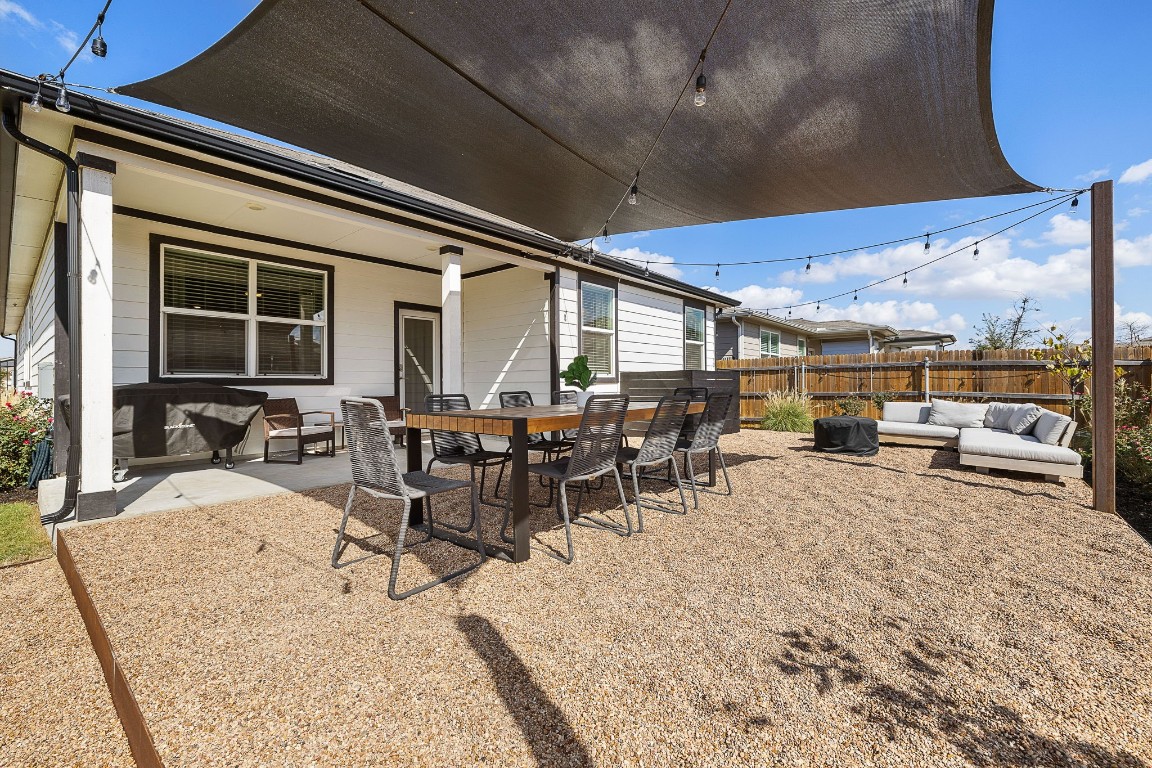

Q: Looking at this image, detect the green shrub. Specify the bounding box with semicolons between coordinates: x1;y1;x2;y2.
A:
869;391;896;413
834;396;866;417
760;390;814;432
1117;425;1152;486
0;393;52;491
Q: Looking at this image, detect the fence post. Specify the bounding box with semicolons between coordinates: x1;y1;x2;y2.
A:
800;361;807;395
924;356;932;401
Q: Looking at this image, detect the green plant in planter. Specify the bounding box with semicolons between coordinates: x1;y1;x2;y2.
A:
560;355;598;391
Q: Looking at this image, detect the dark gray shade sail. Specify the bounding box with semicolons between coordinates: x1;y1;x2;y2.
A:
119;0;1038;242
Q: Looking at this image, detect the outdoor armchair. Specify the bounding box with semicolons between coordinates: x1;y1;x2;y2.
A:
262;397;336;464
616;395;691;531
674;391;734;508
521;395;632;564
331;397;485;600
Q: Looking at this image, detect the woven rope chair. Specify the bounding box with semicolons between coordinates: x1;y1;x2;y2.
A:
492;391;572;506
331;398;485;600
672;386;710;447
520;395;632;564
616;395;691;531
425;393;509;528
675;391;734;508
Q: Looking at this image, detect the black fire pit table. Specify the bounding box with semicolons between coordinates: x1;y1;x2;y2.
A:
813;416;880;457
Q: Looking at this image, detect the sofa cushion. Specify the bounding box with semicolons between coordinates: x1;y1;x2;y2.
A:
1032;409;1073;445
983;402;1018;430
1007;403;1044;434
881;402;932;424
959;428;1081;466
927;400;989;429
876;420;960;439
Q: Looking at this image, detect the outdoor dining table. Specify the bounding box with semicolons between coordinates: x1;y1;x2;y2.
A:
405;400;705;563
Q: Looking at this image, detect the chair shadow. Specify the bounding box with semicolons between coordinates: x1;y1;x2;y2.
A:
771;624;1147;768
456;614;594;768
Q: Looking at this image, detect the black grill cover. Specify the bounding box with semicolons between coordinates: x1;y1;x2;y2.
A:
63;383;268;460
813;416;879;457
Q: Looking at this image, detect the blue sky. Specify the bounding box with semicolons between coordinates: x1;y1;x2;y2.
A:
2;0;1151;350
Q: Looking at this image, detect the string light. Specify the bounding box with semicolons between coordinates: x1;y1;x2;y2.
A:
601;226;610;244
694;71;707;106
715;263;720;278
1071;196;1079;211
628;178;639;206
853;290;858;302
816;302;821;313
55;84;71;113
805;256;812;272
91;9;108;57
29;1;113;115
924;233;931;253
29;82;42;113
902;272;909;285
972;243;980;261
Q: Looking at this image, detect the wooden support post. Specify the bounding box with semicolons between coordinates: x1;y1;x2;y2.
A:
1090;180;1116;515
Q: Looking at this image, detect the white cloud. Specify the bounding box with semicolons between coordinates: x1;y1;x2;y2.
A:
1076;168;1110;183
1128;207;1149;218
1038;213;1090;246
715;283;803;310
1116;233;1152;268
808;300;960;335
1120;159;1152;184
0;0;41;27
602;246;683;279
49;20;83;55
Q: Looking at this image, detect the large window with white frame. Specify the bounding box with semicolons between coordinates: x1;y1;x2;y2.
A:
760;327;781;357
684;305;706;370
159;244;329;379
579;281;616;377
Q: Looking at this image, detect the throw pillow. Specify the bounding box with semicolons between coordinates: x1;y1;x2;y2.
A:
1032;409;1073;445
983;402;1017;430
1007;403;1044;435
926;399;989;429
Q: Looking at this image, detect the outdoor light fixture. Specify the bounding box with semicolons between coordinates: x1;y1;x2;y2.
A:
715;263;720;278
973;243;980;261
1071;196;1079;210
816;302;821;313
601;226;610;244
924;233;931;252
91;31;107;57
628;181;639;206
643;262;650;276
853;290;858;302
55;85;71;113
902;272;909;285
805;256;812;272
29;87;42;113
694;72;707;107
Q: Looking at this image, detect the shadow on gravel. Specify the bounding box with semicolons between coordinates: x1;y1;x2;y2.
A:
456;614;594;768
771;625;1147;768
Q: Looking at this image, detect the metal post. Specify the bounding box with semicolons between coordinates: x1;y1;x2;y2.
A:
1090;181;1116;515
800;361;807;395
924;357;932;401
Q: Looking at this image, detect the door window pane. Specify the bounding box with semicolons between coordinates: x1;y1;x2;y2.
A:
403;317;436;408
165;314;246;375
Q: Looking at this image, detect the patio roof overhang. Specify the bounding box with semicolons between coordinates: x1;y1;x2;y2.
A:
118;0;1039;243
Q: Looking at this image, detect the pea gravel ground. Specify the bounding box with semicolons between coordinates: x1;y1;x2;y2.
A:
63;431;1152;768
1;558;136;767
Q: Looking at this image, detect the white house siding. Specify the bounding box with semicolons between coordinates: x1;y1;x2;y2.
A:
556;267;580;368
15;236;56;395
617;283;684;372
462;267;551;409
111;214;440;417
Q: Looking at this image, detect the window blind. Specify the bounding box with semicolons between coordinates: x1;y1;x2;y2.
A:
257;263;325;320
163;249;248;314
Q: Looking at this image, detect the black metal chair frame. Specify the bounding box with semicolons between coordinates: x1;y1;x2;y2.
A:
492;391;572;509
616;395;691;531
331;398;485;600
675;391;734;508
424;393;509;531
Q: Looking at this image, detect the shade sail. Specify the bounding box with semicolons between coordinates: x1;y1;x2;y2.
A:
120;0;1038;242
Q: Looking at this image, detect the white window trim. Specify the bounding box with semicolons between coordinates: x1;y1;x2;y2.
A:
684;306;706;370
760;328;781;357
796;336;807;357
579;281;616;378
159;244;329;379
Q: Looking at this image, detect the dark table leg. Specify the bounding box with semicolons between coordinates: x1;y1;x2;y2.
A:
708;449;716;487
511;418;530;563
406;426;424;526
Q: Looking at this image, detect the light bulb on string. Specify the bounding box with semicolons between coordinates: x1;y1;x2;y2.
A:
902;272;909;286
715;263;720;279
1071;196;1079;211
601;226;610;245
29;85;42;113
815;302;821;313
853;290;858;302
643;261;650;277
694;72;707;107
627;182;638;206
924;233;931;253
787;306;792;318
805;257;812;273
972;243;980;261
55;84;71;113
91;11;107;57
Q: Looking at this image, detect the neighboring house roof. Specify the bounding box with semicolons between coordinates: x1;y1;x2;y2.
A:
884;329;957;348
716;309;898;339
0;70;738;320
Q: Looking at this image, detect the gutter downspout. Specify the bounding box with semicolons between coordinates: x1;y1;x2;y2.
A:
1;108;82;525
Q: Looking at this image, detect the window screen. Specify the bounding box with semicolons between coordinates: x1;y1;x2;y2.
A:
580;283;615;375
760;329;780;357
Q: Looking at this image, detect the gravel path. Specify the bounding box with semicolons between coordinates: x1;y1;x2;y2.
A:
65;431;1152;767
0;558;135;767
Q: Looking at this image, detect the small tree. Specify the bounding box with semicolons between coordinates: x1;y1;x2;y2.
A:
1031;328;1125;428
970;295;1041;350
1118;318;1151;346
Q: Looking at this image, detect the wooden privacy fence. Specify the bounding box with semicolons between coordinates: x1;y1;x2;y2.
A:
717;347;1152;422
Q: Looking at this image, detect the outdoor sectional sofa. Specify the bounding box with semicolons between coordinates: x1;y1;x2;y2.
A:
875;400;1083;482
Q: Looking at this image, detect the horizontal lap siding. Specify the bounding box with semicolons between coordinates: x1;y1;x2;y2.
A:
617;284;683;372
14;237;56;394
462;268;551;409
112;215;440;417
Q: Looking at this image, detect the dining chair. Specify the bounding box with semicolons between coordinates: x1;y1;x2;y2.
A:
331;398;485;600
424;393;509;531
616;395;691;531
520;395;632;563
675;391;734;508
493;390;572;507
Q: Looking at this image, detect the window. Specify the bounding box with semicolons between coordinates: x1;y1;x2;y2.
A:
580;282;615;376
760;328;781;357
160;245;328;379
797;337;807;357
684;306;706;370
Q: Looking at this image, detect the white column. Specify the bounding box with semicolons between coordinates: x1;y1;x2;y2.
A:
440;245;464;394
78;159;115;498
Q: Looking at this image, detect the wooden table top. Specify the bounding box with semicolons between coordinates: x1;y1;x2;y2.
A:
406;400;703;437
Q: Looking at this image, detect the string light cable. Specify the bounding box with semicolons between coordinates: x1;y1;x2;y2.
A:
603;189;1084;269
28;0;113;114
738;191;1085;315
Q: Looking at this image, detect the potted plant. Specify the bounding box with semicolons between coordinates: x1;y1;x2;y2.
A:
560;355;598;406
